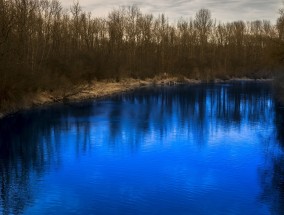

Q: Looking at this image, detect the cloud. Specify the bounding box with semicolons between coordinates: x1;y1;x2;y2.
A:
60;0;282;22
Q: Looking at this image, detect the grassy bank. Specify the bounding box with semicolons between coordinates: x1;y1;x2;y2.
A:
0;77;199;119
0;76;275;119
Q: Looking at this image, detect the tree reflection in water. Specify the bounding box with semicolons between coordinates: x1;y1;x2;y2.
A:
259;105;284;214
0;82;283;214
0;105;94;215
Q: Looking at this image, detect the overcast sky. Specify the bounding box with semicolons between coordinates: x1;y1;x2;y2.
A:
60;0;283;22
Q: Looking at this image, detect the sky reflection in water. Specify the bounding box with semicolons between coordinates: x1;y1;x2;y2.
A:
0;82;284;215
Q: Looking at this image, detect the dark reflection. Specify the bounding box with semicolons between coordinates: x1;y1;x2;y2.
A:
259;106;284;214
0;104;94;215
276;107;284;145
110;83;273;146
0;82;283;214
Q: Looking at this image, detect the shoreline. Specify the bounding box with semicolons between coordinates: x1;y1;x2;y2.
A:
0;77;274;120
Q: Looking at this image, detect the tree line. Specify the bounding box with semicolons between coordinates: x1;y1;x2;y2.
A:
0;0;284;110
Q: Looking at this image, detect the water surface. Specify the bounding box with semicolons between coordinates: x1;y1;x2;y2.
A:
0;82;284;215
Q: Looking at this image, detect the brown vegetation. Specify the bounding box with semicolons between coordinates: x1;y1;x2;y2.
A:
0;76;203;118
0;0;284;113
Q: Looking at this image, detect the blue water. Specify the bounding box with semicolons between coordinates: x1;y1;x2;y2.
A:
0;82;284;215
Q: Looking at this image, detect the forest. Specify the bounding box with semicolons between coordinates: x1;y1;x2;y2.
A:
0;0;284;111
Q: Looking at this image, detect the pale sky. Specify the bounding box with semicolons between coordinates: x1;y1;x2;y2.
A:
60;0;283;22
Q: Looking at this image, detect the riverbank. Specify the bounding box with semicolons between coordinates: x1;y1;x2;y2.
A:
0;77;199;119
0;77;273;119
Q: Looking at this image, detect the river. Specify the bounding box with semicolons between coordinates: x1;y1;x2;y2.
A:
0;82;283;215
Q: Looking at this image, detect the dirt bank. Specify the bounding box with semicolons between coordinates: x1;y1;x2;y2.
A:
0;77;274;119
0;77;202;119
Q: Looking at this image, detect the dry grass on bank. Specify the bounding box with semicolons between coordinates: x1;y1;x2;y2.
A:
0;76;275;119
0;76;202;118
